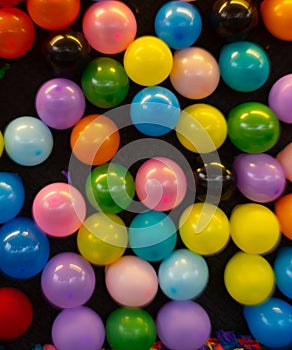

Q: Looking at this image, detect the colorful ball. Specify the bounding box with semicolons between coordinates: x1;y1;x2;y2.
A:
0;0;23;6
274;247;292;299
269;74;292;123
277;142;292;182
274;193;292;240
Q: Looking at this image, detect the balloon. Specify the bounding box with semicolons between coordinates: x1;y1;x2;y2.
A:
81;57;129;109
82;1;137;54
135;157;187;211
52;306;105;350
106;307;156;350
77;213;128;265
32;182;86;238
154;1;202;49
244;297;292;348
156;300;211;350
274;247;292;299
0;131;3;157
269;74;292;123
227;102;280;153
42;29;91;79
26;0;81;31
130;86;180;136
123;35;173;86
274;193;292;240
70;114;120;166
35;78;86;130
0;0;23;6
85;163;135;214
260;0;292;41
0;7;35;59
176;104;227;153
179;202;230;255
210;0;258;40
233;153;286;203
158;249;209;300
170;47;220;99
4;116;53;166
105;255;158;307
0;288;33;340
224;252;275;305
0;172;25;224
230;203;281;254
0;217;50;279
219;41;270;92
41;252;96;308
129;210;177;262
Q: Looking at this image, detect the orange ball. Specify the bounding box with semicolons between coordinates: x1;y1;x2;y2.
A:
26;0;80;31
70;114;120;166
260;0;292;41
274;193;292;240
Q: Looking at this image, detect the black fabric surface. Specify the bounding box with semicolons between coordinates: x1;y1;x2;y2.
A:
0;0;291;349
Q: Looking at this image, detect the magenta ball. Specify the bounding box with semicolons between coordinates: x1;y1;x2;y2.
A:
32;182;86;238
35;78;86;130
233;153;286;203
268;74;292;123
41;252;96;308
135;157;187;211
52;306;105;350
156;300;211;350
82;1;137;54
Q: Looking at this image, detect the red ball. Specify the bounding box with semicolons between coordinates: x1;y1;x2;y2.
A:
0;0;24;6
0;287;33;340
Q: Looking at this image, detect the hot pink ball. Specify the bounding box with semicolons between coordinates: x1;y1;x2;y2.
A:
82;0;137;54
135;157;187;211
32;182;86;238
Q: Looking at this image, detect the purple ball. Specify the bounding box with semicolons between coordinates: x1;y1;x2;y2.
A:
269;74;292;123
52;306;105;350
156;300;211;350
233;153;286;203
35;78;86;129
41;252;96;308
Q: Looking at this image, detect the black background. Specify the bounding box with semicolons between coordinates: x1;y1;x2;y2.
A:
0;0;291;349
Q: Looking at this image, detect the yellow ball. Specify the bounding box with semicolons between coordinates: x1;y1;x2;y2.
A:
179;202;230;255
224;252;275;305
123;35;173;86
230;203;281;254
176;104;227;153
0;131;4;158
77;212;128;265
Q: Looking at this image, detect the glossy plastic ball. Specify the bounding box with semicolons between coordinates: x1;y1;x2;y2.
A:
227;102;280;153
4;116;53;166
269;74;292;123
155;1;202;49
219;41;270;92
130;86;180;136
123;35;173;86
35;78;86;130
274;247;292;299
0;0;23;6
81;57;129;109
170;47;220;99
0;7;35;59
274;193;292;240
82;1;137;54
0;287;33;340
0;172;25;224
277;142;292;182
0;217;50;279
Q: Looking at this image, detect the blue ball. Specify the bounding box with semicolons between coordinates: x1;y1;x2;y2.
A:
0;172;25;224
274;247;292;299
155;1;202;49
130;86;180;136
219;41;270;92
0;216;50;279
129;211;177;262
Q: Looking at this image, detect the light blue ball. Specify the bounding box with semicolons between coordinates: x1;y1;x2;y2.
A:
274;247;292;299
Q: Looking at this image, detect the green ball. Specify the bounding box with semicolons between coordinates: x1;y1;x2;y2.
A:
227;102;280;153
85;163;135;214
81;57;129;109
106;307;157;350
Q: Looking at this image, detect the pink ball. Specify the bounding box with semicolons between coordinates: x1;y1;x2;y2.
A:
32;182;86;238
276;142;292;182
82;1;137;54
105;255;158;307
135;157;187;211
170;47;220;99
